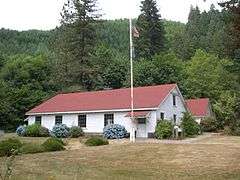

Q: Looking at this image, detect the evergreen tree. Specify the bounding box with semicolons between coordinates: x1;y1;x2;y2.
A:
57;0;100;90
135;0;165;59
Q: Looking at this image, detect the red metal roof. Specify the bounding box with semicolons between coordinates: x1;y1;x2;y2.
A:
186;98;209;117
125;111;151;117
27;84;176;114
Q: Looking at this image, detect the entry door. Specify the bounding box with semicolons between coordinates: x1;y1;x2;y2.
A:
136;118;147;138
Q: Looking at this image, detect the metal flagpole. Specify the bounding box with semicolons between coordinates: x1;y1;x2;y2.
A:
129;18;135;143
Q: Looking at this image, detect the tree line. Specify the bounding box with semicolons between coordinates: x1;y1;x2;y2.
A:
0;0;239;132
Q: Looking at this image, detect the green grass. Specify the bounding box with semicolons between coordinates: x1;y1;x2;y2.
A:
1;134;240;180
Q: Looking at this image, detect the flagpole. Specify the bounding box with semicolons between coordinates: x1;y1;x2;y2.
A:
129;18;135;143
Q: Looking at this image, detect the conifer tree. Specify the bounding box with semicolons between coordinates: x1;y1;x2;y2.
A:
57;0;100;90
135;0;165;59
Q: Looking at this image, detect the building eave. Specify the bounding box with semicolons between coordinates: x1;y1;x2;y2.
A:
26;107;158;116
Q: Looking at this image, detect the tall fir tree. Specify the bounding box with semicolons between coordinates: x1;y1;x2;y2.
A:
56;0;100;90
135;0;165;59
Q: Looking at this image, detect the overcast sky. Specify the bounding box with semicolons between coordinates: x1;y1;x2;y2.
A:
0;0;220;31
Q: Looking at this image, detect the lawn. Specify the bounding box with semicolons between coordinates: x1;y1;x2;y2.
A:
1;134;240;180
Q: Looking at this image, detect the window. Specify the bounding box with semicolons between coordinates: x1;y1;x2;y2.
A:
173;114;177;124
55;116;62;125
104;114;114;126
78;115;86;128
35;116;42;125
173;94;177;106
160;112;165;120
138;118;146;124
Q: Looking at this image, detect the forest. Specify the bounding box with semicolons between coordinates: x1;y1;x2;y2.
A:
0;0;239;134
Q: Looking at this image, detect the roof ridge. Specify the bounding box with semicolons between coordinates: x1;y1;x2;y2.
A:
58;83;177;96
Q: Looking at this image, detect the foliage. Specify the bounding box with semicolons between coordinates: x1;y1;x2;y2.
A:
200;117;218;132
135;0;165;59
155;120;173;139
183;50;238;101
0;54;58;130
213;91;239;129
181;112;200;137
52;124;70;138
42;138;65;152
103;124;127;139
0;138;22;157
25;124;49;137
19;143;44;154
127;52;184;87
16;126;26;137
0;149;17;180
56;0;101;90
70;126;84;138
85;137;109;146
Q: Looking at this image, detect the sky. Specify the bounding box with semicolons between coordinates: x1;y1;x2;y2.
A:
0;0;220;31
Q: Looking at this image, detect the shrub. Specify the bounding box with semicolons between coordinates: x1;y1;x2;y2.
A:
85;137;109;146
200;117;218;132
39;126;50;137
0;138;22;157
103;124;127;139
16;126;26;136
70;126;84;138
25;124;49;137
181;112;200;137
52;124;70;138
155;120;173;139
42;138;65;152
20;143;44;154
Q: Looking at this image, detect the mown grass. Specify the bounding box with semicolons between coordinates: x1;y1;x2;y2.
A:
0;134;240;180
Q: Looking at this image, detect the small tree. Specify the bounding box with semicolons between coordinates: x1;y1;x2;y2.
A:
155;120;173;139
181;112;200;137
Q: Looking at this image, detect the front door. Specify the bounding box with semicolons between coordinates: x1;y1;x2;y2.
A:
136;118;147;138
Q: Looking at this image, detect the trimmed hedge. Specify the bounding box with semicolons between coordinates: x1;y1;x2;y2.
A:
42;138;65;151
85;137;109;146
103;124;127;139
52;124;70;138
70;126;84;138
25;124;49;137
0;138;22;157
155;120;173;139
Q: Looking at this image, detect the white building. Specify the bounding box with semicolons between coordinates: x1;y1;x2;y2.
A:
186;98;214;124
26;84;188;138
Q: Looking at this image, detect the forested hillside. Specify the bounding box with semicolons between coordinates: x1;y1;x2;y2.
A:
0;0;239;133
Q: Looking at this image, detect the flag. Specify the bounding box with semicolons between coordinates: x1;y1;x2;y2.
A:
133;26;140;38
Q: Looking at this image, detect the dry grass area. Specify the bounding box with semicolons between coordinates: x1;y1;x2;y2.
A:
1;134;240;180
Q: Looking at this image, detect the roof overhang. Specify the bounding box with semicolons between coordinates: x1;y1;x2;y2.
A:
125;111;151;118
26;108;157;116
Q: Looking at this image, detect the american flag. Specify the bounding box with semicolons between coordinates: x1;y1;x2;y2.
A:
133;26;140;38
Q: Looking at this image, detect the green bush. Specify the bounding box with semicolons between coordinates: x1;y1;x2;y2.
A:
0;138;22;157
200;117;218;132
85;137;109;146
25;124;49;137
42;138;65;152
155;120;173;139
70;126;84;138
20;143;44;154
181;112;200;137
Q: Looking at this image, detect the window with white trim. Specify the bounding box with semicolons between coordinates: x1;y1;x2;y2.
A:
104;114;114;126
55;116;62;125
78;115;87;128
35;116;42;125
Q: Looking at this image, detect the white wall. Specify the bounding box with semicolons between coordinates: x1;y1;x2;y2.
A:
156;88;187;125
28;112;133;133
